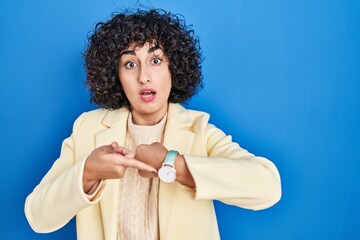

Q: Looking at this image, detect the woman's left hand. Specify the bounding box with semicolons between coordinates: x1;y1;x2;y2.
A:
135;142;196;188
135;142;168;178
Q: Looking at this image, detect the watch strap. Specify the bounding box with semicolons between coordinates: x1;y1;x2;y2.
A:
163;150;178;167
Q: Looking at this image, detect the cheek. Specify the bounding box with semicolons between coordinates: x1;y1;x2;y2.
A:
119;79;133;97
119;73;134;89
162;75;172;95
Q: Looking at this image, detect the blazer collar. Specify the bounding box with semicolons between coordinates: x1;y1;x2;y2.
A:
97;103;196;151
101;107;130;128
94;108;130;151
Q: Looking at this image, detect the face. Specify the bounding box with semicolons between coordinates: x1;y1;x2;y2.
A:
118;42;172;125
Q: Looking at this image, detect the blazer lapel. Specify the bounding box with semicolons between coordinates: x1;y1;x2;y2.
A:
159;103;195;238
163;103;195;153
95;108;130;239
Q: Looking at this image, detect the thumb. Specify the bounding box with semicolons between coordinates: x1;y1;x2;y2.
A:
111;142;128;155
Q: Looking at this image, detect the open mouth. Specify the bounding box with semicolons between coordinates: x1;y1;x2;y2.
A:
141;90;156;96
139;88;156;102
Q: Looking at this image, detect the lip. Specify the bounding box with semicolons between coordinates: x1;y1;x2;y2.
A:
139;88;157;102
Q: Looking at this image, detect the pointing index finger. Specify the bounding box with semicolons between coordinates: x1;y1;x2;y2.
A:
114;155;157;173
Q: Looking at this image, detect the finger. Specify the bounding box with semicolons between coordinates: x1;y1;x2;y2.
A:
136;144;149;152
151;142;162;147
124;152;135;159
114;156;157;173
111;142;128;155
138;170;158;178
98;142;120;154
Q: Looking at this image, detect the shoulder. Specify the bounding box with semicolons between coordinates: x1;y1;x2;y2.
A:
74;108;109;125
81;108;109;118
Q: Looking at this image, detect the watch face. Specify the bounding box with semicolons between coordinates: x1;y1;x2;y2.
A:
158;165;176;183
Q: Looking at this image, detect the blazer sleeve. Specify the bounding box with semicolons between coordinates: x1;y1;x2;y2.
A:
183;123;281;210
24;113;105;233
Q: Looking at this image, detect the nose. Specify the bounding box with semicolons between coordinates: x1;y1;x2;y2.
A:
138;65;151;84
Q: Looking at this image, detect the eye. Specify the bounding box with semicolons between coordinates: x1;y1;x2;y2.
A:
151;57;162;65
125;61;137;69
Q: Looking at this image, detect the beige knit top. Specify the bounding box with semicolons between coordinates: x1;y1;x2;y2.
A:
116;114;166;240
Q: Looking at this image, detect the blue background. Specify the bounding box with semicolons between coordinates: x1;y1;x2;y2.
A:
1;0;359;239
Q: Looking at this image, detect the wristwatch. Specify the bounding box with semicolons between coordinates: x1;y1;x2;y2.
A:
158;150;178;183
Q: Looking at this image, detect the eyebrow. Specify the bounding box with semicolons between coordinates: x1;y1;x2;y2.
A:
120;50;136;56
148;45;161;53
120;45;162;56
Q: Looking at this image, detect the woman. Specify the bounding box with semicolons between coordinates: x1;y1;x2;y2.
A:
25;9;281;240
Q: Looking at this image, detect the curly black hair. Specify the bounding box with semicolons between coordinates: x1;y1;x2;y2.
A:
84;9;203;110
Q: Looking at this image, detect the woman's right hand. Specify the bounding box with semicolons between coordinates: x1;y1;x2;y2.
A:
82;142;157;193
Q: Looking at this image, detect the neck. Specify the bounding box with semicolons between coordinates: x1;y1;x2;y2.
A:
131;110;167;126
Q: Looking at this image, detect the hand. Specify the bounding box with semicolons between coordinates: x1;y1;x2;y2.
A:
135;142;195;188
135;142;168;178
83;142;157;193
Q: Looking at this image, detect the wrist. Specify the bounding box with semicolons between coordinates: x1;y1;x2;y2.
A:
83;178;99;194
83;159;100;193
175;154;195;188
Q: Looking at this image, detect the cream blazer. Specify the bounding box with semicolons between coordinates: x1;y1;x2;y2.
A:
25;103;281;240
